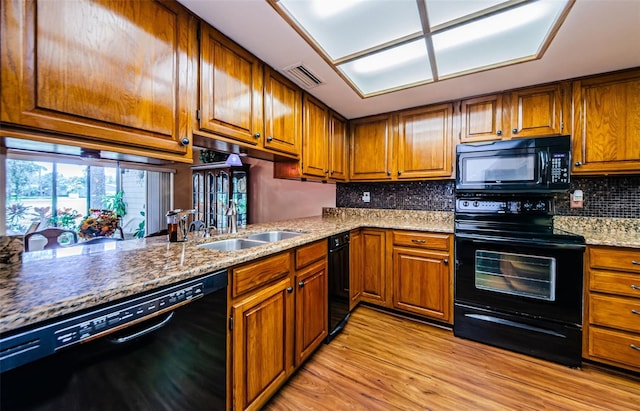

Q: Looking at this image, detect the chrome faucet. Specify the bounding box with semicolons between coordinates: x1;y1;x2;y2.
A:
226;200;237;234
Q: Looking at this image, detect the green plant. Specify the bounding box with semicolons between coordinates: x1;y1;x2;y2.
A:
50;208;82;230
103;190;127;217
133;211;146;239
6;202;30;232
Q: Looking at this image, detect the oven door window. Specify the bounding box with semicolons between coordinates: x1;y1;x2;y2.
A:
475;250;556;301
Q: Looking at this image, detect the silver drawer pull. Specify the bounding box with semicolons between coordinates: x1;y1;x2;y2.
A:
411;239;426;244
632;285;640;290
632;309;640;315
631;344;640;352
632;260;640;265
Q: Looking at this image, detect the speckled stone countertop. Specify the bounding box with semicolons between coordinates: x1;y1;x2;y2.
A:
554;216;640;248
0;209;453;335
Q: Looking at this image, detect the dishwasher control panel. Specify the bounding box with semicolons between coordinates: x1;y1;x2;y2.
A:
53;282;204;349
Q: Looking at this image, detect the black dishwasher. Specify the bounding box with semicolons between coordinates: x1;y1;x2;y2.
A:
0;270;227;411
327;231;350;342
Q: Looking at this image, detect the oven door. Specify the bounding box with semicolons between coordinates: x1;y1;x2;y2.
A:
455;233;585;325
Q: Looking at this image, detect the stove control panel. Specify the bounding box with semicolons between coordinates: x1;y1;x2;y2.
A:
456;198;551;214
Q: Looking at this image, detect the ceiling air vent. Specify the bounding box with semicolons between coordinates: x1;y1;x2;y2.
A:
283;63;324;89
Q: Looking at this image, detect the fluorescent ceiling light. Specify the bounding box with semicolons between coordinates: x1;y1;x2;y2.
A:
270;0;574;97
311;0;363;18
350;40;428;74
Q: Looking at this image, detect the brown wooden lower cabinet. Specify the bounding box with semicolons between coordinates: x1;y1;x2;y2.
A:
295;259;328;366
390;231;453;324
230;240;328;410
360;228;389;305
349;229;363;310
584;245;640;373
231;276;294;411
349;228;453;324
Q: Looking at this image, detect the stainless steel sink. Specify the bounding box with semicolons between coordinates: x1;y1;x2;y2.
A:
197;238;267;251
246;231;304;242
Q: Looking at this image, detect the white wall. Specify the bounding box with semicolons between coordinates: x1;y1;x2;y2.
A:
246;158;335;223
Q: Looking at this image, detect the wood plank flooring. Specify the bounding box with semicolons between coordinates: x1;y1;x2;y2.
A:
265;306;640;411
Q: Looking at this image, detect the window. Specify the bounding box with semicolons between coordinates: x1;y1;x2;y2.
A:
3;153;173;244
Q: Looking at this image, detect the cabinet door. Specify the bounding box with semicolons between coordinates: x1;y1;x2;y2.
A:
328;111;348;181
199;24;263;146
295;260;328;366
0;0;195;161
360;229;387;305
572;70;640;174
232;278;293;411
264;68;302;155
393;247;452;323
509;83;568;138
349;229;363;310
301;95;329;179
349;114;394;180
460;94;504;142
397;104;453;179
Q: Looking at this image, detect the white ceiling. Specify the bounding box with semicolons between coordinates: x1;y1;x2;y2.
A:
178;0;640;120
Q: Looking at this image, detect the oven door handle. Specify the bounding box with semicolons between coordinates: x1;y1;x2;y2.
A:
455;233;585;250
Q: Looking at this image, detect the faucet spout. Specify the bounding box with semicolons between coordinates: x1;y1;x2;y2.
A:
226;200;238;234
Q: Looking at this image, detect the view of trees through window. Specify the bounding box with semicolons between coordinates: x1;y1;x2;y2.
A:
4;158;150;240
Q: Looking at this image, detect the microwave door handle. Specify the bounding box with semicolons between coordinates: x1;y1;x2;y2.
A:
538;151;548;184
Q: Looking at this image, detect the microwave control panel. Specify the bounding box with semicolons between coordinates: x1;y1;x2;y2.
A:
550;152;569;184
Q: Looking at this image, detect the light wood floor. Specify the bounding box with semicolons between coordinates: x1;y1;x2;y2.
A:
265;306;640;411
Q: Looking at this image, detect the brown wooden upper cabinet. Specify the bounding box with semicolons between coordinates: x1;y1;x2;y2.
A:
198;24;264;147
198;25;301;158
273;94;345;181
0;0;196;162
572;69;640;175
349;114;395;181
263;67;302;156
397;103;454;179
328;111;348;181
460;83;569;143
301;95;330;179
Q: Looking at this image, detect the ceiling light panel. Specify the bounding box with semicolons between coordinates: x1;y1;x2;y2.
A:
338;39;432;95
426;0;511;29
277;0;423;60
433;0;569;77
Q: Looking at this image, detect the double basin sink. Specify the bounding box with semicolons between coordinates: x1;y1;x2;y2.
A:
197;231;304;251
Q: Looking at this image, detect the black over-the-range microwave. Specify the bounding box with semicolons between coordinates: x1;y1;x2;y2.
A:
455;135;571;194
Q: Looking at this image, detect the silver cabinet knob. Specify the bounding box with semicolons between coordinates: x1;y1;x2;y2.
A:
254;132;261;139
181;137;190;146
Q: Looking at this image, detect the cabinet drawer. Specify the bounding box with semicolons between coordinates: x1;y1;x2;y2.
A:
295;240;327;270
589;247;640;274
588;326;640;369
392;231;449;250
590;293;640;333
590;269;640;298
232;252;291;297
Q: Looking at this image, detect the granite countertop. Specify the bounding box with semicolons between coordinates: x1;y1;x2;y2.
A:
0;209;453;335
2;209;637;336
554;216;640;248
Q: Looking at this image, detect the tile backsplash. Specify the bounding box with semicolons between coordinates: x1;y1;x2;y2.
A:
336;176;639;218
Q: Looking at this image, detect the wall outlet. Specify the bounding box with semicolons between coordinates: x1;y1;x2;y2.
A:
362;192;371;203
570;189;584;208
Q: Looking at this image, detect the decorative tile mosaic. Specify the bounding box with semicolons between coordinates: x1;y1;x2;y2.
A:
554;176;640;218
336;181;455;212
337;176;639;218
